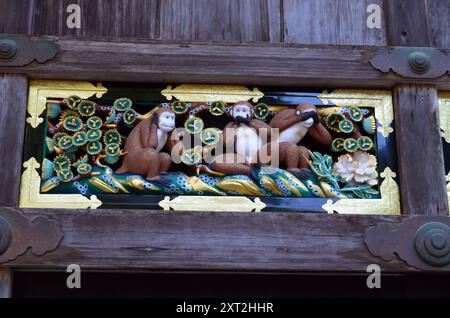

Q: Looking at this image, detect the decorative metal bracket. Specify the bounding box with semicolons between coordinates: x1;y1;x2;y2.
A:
162;84;264;103
365;216;450;271
0;208;63;264
159;196;265;212
20;157;102;209
0;34;58;67
370;47;450;79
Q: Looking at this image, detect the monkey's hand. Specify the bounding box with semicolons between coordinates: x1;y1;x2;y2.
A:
296;110;319;125
151;112;159;126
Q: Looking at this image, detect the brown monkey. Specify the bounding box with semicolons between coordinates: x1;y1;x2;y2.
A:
269;103;332;170
116;107;182;181
206;101;273;176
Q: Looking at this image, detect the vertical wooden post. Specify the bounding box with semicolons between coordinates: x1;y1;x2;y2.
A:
385;0;449;215
0;73;29;298
0;268;13;298
0;74;28;207
393;85;448;215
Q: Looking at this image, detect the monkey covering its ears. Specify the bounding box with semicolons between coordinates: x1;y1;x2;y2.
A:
269;103;332;170
116;107;183;181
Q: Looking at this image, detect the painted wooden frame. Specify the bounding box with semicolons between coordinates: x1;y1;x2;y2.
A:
19;80;399;215
0;35;449;274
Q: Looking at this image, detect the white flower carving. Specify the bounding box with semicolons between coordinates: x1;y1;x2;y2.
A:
333;151;378;186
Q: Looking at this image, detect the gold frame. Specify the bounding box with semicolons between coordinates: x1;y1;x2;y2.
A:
27;80;107;128
20;80;107;209
20;81;399;214
439;92;450;143
20;157;101;209
438;92;450;211
317;89;399;215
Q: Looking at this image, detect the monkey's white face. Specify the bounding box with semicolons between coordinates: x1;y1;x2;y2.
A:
232;104;252;120
158;111;176;132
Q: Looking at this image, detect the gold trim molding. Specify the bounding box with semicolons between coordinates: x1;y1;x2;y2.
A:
319;90;394;137
438;92;450;143
19;158;102;209
446;172;450;209
161;84;264;103
322;167;400;215
438;93;450;214
159;196;265;212
27;80;107;128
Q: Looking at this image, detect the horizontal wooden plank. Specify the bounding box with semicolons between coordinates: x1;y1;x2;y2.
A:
1;36;449;89
3;207;416;272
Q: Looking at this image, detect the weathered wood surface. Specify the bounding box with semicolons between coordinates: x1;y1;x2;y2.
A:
2;0;387;45
0;1;34;35
384;0;432;47
3;0;450;48
283;0;386;45
428;0;450;48
393;85;448;215
0;75;28;207
33;0;160;38
1;37;450;89
3;207;415;272
158;0;282;42
386;1;449;215
0;268;13;298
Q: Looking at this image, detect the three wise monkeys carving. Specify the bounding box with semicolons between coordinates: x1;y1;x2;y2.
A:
117;101;332;180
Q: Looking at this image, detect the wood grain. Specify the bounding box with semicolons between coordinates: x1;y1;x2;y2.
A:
159;0;281;42
283;0;386;45
384;0;432;46
4;207;417;272
3;0;449;48
0;268;13;298
32;0;281;42
0;74;28;207
0;0;34;34
393;85;448;215
33;0;160;38
2;37;450;90
428;0;450;48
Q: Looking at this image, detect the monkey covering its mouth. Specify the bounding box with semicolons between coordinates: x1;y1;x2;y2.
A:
297;110;320;125
234;114;252;127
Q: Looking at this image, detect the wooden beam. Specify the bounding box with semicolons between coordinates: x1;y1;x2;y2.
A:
386;0;448;215
0;74;28;207
3;207;417;273
393;85;448;215
0;268;13;298
1;37;450;89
